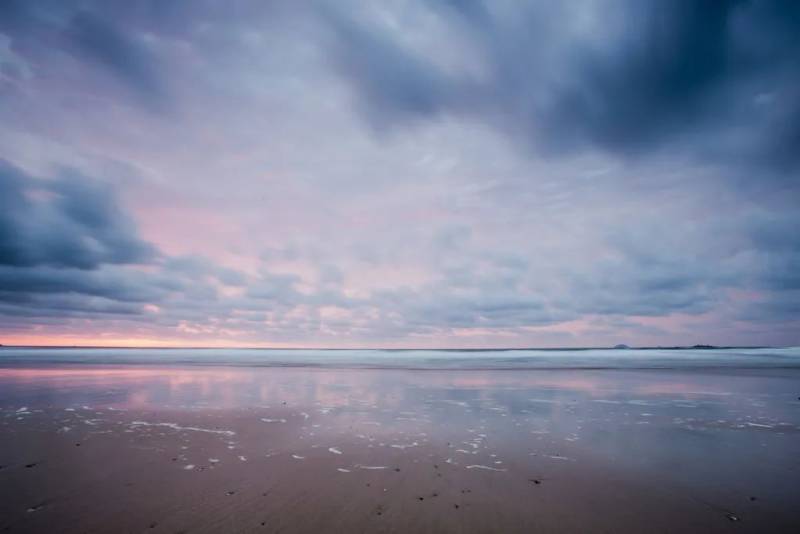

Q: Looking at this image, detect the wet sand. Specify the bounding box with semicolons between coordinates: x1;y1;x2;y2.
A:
1;366;799;533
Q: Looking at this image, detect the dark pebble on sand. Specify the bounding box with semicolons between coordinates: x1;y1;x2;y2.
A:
432;492;438;497
75;443;81;447
24;463;37;468
394;468;400;472
149;522;157;529
749;496;757;501
529;479;541;485
418;497;424;501
226;491;236;496
454;504;460;509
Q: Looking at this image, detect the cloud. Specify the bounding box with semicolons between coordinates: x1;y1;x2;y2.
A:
321;0;800;175
66;10;166;108
0;160;158;269
319;3;458;128
0;160;182;323
0;0;168;109
0;1;797;347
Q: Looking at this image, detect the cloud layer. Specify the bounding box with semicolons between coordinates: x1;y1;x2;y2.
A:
0;0;797;347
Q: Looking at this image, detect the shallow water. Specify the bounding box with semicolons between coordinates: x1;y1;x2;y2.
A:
1;363;799;532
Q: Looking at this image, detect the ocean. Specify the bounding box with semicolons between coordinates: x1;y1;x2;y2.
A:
1;346;799;369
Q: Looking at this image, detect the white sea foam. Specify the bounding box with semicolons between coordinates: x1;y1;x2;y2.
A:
544;455;572;461
440;400;469;407
390;441;419;449
130;421;235;436
466;465;507;472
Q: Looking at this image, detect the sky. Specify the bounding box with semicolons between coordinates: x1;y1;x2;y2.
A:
0;0;798;348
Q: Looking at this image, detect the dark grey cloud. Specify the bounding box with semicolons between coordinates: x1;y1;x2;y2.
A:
0;160;183;325
0;265;164;303
320;4;457;128
66;10;165;107
0;0;168;109
321;0;800;176
0;160;157;270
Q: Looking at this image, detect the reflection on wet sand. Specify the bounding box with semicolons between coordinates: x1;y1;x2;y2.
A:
1;365;799;533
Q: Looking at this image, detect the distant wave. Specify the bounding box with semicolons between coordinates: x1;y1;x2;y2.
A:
1;347;799;370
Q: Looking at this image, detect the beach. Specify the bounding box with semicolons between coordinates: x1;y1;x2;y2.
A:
1;351;800;533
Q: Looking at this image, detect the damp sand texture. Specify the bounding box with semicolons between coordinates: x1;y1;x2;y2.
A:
1;351;800;533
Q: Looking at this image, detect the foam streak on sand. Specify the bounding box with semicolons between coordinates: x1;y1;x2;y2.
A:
328;447;342;455
466;465;507;472
129;421;236;436
390;441;419;449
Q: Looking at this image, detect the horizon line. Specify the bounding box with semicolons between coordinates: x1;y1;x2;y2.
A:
0;344;782;351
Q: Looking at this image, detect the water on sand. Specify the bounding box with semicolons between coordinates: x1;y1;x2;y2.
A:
1;348;799;533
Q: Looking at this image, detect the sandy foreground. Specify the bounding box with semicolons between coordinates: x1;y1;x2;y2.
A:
1;366;799;533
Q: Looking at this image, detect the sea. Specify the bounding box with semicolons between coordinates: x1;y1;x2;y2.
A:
0;345;798;369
